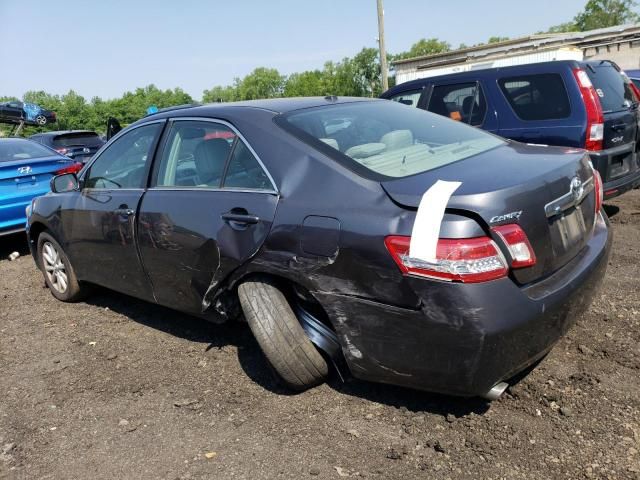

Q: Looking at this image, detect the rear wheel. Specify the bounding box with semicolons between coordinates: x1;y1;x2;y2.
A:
35;114;47;126
37;232;87;302
238;277;329;391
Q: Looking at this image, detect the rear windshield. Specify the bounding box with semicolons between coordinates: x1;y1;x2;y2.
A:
586;64;635;113
53;132;103;147
279;101;504;179
0;139;55;162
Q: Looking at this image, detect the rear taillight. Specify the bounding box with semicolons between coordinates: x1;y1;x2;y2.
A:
573;68;604;151
384;235;508;283
491;224;536;268
55;162;83;175
592;165;604;213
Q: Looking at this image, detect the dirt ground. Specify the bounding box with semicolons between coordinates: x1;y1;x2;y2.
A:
0;191;639;480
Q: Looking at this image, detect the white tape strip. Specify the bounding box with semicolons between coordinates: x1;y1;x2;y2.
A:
409;180;462;263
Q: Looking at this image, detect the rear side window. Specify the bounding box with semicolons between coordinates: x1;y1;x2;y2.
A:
53;132;103;147
586;64;635;112
427;83;487;126
499;74;571;121
388;89;422;107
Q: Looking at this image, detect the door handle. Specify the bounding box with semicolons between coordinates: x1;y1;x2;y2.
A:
611;123;627;132
114;207;134;216
222;210;260;225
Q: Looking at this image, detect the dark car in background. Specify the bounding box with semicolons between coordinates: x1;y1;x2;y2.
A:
27;98;610;399
30;130;105;164
0;101;57;126
381;60;640;199
0;138;80;236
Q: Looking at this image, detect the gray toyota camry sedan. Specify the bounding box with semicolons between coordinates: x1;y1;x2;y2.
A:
26;97;611;399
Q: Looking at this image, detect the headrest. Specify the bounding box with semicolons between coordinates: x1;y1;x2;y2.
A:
380;130;413;150
345;142;387;159
194;138;230;184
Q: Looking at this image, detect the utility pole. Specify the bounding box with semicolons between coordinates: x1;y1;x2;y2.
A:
377;0;389;92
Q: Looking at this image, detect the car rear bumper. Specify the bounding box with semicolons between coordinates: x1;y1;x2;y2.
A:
589;144;640;199
317;212;611;397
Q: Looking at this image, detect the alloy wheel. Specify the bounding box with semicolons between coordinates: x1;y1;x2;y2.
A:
42;241;68;293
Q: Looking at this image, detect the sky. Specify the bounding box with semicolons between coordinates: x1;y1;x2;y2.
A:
0;0;587;101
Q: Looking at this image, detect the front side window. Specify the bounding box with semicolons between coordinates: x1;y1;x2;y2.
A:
280;101;504;179
84;123;161;189
499;74;571;121
427;83;487;126
388;89;423;107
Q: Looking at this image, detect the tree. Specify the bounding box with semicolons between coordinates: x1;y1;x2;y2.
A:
237;67;285;100
545;0;639;33
575;0;640;30
488;36;509;43
283;70;327;97
393;38;450;60
202;84;239;103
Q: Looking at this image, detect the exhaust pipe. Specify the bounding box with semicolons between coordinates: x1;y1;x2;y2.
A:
482;381;509;401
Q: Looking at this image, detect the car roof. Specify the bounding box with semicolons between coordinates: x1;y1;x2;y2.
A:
383;59;587;94
144;96;379;120
30;130;98;137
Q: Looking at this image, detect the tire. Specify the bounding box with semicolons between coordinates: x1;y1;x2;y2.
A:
35;115;47;126
37;232;87;302
238;277;329;391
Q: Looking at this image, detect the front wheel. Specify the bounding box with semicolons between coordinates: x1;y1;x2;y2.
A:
35;114;47;125
238;277;329;391
37;232;88;302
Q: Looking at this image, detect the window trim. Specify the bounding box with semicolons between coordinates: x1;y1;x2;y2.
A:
426;81;488;127
497;73;572;122
80;119;167;191
148;116;278;194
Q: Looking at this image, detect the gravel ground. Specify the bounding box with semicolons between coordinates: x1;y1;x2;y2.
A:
1;190;639;480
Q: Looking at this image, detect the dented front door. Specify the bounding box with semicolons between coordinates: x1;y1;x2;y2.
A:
136;189;278;314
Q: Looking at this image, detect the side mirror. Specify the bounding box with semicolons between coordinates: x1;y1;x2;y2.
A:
50;173;79;193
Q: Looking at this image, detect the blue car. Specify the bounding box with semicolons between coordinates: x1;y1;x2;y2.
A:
381;60;640;199
0;138;80;236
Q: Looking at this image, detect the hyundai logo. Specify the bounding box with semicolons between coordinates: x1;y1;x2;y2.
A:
570;176;584;202
83;147;90;153
17;166;32;175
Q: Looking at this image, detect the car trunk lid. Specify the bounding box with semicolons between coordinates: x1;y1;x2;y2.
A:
381;142;597;284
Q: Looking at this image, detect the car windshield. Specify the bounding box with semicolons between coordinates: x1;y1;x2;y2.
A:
0;139;55;162
281;101;504;178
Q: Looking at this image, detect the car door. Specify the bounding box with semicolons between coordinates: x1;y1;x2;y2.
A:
137;118;278;315
64;121;165;301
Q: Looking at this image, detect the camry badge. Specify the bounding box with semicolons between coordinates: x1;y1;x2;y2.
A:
17;166;32;175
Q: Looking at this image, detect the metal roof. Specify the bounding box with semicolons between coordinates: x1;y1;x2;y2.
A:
393;23;640;67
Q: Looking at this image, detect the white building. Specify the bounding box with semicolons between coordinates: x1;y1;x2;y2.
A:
393;24;640;85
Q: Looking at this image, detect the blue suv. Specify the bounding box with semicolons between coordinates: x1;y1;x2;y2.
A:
381;60;640;199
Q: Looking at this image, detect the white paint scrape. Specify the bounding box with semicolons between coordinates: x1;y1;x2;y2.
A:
409;180;462;263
